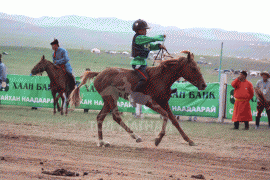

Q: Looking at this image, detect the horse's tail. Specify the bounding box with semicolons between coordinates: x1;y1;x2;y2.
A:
69;71;99;107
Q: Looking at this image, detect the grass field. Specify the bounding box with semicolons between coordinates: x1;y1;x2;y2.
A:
1;45;270;84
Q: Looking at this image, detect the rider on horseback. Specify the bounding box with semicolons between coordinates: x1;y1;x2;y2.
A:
50;39;74;78
129;19;177;106
131;19;166;92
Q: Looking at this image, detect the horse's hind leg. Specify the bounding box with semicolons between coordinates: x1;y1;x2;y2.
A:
60;93;65;115
96;96;113;147
111;106;142;143
65;93;69;115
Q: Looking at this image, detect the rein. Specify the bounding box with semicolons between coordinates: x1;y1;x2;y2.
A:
152;39;173;66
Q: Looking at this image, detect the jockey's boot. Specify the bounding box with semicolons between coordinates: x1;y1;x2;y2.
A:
134;80;146;92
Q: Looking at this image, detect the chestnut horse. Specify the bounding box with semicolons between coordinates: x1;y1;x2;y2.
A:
31;55;76;115
70;51;207;147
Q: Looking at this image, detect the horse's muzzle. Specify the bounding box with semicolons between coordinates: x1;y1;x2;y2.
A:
199;83;207;90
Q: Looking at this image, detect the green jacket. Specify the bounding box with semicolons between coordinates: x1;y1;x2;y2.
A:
131;35;164;66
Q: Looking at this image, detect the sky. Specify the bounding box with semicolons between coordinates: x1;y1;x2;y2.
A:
1;0;270;35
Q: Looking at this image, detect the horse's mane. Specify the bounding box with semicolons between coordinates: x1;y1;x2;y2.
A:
148;55;188;78
43;59;55;67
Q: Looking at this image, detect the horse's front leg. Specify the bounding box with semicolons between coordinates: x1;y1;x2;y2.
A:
145;98;170;146
163;103;196;146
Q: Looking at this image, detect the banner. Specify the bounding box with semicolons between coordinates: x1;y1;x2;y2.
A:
226;85;268;122
142;82;220;118
0;75;219;117
0;75;135;113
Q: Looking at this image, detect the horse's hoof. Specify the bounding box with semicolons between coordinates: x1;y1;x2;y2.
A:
155;138;161;146
189;141;197;146
97;141;110;147
136;137;143;143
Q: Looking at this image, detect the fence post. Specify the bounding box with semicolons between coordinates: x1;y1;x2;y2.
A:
218;73;227;123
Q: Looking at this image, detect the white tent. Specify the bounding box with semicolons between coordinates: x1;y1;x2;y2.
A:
122;51;129;55
91;48;101;54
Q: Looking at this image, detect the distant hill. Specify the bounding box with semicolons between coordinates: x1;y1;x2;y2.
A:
1;12;270;58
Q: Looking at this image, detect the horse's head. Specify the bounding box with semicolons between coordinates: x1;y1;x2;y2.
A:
179;51;207;90
31;55;48;75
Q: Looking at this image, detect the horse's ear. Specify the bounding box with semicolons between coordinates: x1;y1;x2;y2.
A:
187;52;195;62
41;55;45;60
181;50;193;62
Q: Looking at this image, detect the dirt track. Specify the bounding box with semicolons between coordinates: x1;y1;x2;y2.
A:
1;120;270;180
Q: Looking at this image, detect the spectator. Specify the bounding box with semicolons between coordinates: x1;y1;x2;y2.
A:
84;68;91;91
255;71;270;129
231;71;254;130
0;54;7;90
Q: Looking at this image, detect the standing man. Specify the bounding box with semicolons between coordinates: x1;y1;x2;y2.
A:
255;71;270;129
0;54;7;90
231;71;254;130
50;39;74;79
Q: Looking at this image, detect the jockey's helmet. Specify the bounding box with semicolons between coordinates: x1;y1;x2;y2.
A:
132;19;150;32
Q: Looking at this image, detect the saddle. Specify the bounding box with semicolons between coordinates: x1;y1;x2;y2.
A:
56;64;76;91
